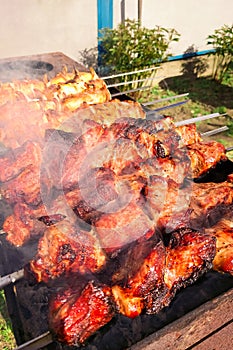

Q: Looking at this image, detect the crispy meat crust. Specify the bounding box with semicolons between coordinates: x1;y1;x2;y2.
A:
49;280;115;346
206;217;233;275
27;220;106;283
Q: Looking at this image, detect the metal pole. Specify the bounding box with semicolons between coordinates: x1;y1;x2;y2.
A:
121;0;125;23
138;0;142;23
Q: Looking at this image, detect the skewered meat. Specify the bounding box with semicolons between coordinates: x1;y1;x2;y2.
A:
1;164;41;206
42;117;216;193
48;227;216;346
95;198;155;255
146;176;192;233
163;227;216;292
0;141;41;183
1;118;230;247
187;140;227;178
2;202;46;247
112;228;216;318
146;178;233;234
49;279;115;346
27;220;106;283
145;228;216;314
189;180;233;229
0;67;110;110
206;216;233;275
1;66;233;348
112;239;166;317
0;68;111;148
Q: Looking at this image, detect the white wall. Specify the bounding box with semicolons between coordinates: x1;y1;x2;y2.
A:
0;0;97;60
0;0;232;61
113;0;233;56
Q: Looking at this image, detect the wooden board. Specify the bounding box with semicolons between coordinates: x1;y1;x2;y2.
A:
130;287;233;350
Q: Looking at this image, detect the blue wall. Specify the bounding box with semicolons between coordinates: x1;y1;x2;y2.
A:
97;0;113;36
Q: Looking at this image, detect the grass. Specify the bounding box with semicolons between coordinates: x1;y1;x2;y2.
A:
0;291;16;350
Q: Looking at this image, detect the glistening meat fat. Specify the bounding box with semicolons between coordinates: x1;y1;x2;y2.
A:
48;227;216;345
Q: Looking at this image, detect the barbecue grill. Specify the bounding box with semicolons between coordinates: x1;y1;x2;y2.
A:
0;52;233;350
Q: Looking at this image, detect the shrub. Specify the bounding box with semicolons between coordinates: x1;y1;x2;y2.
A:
98;19;180;98
207;24;233;83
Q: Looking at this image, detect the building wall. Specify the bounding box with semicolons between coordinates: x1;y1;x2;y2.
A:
0;0;232;63
0;0;97;61
113;0;233;57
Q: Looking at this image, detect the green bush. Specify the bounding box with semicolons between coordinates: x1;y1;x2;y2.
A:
207;24;233;83
98;19;180;98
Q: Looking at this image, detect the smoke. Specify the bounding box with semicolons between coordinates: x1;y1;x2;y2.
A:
0;59;53;82
40;108;193;250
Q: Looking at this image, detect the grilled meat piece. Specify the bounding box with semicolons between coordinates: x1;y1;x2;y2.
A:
0;101;47;148
145;227;216;314
112;240;166;317
146;176;192;233
2;187;82;246
46;226;216;346
38;214;67;226
189;180;233;229
0;141;41;183
130;148;191;183
27;220;106;283
187;140;227;178
175;123;202;147
146;178;233;235
206;217;233;275
3;202;46;246
0;68;110;109
164;228;216;290
49;279;115;346
73;166;125;224
95;197;155;255
1;164;42;206
111;227;215;317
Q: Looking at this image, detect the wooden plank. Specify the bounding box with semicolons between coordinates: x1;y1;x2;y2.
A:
192;322;233;350
129;287;233;350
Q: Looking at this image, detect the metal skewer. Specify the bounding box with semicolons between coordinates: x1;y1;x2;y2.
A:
142;93;189;106
201;126;229;137
107;76;163;88
226;146;233;152
101;66;160;80
146;99;190;116
175;113;227;127
0;269;24;289
111;85;151;97
14;331;53;350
